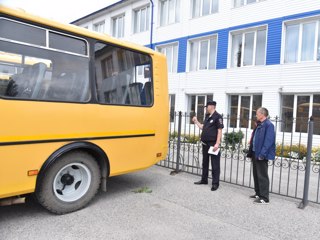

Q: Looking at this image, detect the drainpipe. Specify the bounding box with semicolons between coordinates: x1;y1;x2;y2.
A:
149;0;154;49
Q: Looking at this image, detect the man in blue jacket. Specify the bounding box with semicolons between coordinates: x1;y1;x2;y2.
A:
250;107;275;204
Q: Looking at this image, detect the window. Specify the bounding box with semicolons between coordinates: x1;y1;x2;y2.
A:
189;36;217;71
230;27;266;67
281;94;320;134
159;0;180;26
229;94;262;129
112;15;125;38
284;19;320;63
134;6;150;33
191;0;219;18
233;0;265;8
49;32;87;55
157;43;178;73
189;94;213;123
95;42;153;106
0;19;90;102
0;18;46;46
93;21;105;33
169;94;176;122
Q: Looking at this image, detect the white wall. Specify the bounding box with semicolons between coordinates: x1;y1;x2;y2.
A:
74;0;320;120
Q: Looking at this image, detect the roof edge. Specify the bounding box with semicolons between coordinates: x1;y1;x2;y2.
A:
70;0;128;24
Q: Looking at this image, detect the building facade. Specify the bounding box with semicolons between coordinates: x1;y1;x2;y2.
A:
72;0;320;137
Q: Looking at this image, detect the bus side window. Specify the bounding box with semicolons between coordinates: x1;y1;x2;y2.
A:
94;42;153;106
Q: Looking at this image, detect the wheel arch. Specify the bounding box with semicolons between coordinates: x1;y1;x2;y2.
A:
36;141;110;192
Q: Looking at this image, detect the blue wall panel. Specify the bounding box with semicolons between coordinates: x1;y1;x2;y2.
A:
266;19;283;65
152;10;320;72
217;29;229;70
178;38;187;73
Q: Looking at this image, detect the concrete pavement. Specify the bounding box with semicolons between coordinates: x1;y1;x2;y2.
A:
0;165;319;240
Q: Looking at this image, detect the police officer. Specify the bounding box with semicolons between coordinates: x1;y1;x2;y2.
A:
193;101;224;191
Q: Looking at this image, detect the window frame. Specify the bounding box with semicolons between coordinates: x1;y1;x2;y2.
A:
133;5;150;34
169;94;176;122
112;14;125;38
156;42;179;73
189;94;213;123
191;0;219;18
280;93;320;134
93;21;105;33
188;35;218;72
94;41;154;107
228;94;262;129
282;17;320;64
229;25;267;68
233;0;265;8
159;0;180;27
0;18;91;103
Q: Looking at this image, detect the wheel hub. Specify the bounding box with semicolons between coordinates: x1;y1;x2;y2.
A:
61;173;74;185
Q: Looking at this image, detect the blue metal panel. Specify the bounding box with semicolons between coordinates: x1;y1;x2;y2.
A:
266;19;283;65
177;38;187;73
151;9;320;72
217;29;229;70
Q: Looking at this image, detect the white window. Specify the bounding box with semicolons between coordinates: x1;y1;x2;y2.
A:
157;43;178;73
93;21;105;33
134;5;150;33
191;0;219;18
112;15;125;38
169;94;176;122
189;35;217;71
189;94;213;123
229;94;262;129
159;0;180;27
230;27;267;67
281;94;320;134
233;0;265;8
284;19;320;63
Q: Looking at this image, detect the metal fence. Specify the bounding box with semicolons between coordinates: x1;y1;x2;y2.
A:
158;112;320;207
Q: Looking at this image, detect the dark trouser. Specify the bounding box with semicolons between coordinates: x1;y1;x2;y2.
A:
252;153;269;201
201;144;220;185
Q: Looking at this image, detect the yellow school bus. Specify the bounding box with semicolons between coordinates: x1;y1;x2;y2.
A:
0;6;168;214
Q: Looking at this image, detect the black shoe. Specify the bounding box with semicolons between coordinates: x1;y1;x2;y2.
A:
253;198;269;205
211;184;219;191
194;180;208;185
249;194;260;199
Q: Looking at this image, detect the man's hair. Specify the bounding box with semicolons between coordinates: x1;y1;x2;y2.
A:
257;107;269;117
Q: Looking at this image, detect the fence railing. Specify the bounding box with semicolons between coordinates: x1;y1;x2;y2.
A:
158;112;320;206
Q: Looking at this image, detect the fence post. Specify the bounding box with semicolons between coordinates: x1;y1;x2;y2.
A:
298;117;314;209
174;111;182;173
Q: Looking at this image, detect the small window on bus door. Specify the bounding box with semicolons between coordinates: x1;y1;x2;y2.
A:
94;42;153;106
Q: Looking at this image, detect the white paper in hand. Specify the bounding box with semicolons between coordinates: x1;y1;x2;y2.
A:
208;146;220;155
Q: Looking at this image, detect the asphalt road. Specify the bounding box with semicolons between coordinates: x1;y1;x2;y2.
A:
0;165;319;240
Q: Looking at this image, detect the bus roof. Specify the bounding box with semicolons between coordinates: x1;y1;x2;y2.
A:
0;5;159;56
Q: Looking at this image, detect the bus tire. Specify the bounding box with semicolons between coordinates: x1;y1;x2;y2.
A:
36;151;101;214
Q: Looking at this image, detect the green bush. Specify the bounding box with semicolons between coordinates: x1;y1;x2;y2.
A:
312;147;320;162
169;131;178;140
184;134;200;144
276;144;307;160
224;131;244;149
169;132;200;144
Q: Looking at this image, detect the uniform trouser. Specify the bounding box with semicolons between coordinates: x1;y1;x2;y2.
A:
201;144;220;185
252;153;269;201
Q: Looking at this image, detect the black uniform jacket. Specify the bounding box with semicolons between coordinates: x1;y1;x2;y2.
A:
201;111;224;145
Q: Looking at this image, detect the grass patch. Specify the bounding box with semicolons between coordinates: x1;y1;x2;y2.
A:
132;187;152;193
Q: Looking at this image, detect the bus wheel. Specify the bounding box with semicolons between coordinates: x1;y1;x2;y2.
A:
36;151;101;214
